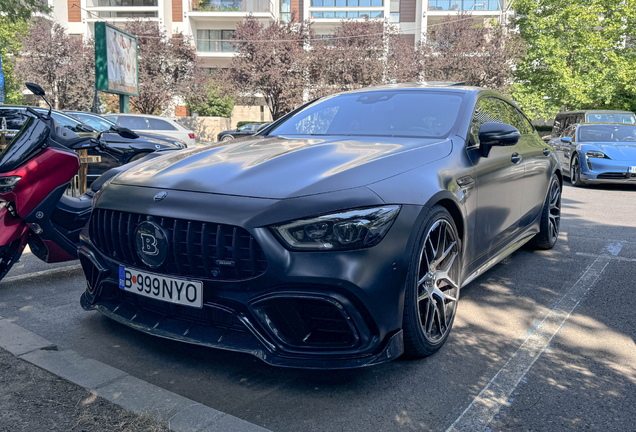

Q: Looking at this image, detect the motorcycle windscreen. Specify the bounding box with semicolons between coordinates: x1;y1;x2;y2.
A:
0;117;50;173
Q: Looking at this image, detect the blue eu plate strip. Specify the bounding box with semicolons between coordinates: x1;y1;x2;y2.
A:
119;266;125;290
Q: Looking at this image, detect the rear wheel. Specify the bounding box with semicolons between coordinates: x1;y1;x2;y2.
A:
402;206;461;358
529;174;561;250
0;238;25;282
570;154;586;187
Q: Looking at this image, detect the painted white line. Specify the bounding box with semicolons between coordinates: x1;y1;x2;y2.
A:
575;252;636;262
446;242;622;432
1;264;82;284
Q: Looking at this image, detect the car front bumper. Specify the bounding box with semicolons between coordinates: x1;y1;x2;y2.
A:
580;156;636;184
79;184;424;369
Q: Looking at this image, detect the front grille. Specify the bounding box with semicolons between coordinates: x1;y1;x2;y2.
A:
90;209;267;281
597;173;628;180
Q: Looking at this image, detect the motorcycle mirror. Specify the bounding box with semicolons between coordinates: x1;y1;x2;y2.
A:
116;127;139;139
25;82;45;96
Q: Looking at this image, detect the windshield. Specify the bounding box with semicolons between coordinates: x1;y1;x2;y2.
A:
74;113;115;132
585;113;636;124
269;91;464;138
578;125;636;143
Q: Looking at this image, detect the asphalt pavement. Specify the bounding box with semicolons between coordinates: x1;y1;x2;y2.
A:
0;181;634;432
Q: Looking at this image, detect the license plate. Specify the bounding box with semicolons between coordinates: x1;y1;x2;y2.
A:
119;266;203;308
630;166;636;174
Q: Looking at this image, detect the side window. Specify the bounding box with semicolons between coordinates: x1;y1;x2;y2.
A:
147;118;177;131
563;125;576;140
119;116;149;130
237;125;250;131
50;112;94;133
470;97;503;145
497;100;525;133
552;115;563;137
518;110;534;134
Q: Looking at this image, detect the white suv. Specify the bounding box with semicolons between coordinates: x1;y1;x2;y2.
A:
104;113;196;148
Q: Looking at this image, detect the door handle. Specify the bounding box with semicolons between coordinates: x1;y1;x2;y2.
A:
543;148;550;156
511;153;522;164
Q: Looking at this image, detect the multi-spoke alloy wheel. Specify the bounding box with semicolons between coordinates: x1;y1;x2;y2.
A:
570;155;585;187
529;173;561;250
403;206;461;357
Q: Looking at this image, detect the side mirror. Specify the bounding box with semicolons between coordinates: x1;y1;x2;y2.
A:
478;122;520;157
25;82;46;96
560;137;572;143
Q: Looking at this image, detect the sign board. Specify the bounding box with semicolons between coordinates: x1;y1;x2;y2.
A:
95;22;139;97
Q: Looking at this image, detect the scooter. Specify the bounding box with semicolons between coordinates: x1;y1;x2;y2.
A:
0;83;172;282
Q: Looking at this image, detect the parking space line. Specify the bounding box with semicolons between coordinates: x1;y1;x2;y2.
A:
1;264;82;284
446;241;622;432
575;252;636;262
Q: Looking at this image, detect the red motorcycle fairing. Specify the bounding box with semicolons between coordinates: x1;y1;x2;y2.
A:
0;206;30;245
0;147;79;217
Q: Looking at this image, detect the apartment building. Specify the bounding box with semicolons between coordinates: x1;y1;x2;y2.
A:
51;0;509;72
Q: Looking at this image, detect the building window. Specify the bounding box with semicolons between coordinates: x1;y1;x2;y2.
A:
196;30;236;52
389;0;399;22
311;10;383;18
69;33;83;43
87;0;159;6
311;0;383;5
280;0;291;21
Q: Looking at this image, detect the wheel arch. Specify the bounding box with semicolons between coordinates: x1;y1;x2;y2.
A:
422;191;466;250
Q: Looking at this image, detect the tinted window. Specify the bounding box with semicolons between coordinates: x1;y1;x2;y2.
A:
498;100;524;132
238;124;252;131
470;97;503;145
564;125;576;140
147;118;177;131
586;112;636;124
518;110;534;134
578;124;636;142
271;91;463;138
118;116;149;130
0;108;27;131
104;115;118;122
49;112;96;133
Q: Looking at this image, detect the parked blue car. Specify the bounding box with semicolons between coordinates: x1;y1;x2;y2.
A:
552;123;636;186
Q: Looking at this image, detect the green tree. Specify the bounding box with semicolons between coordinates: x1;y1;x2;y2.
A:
186;81;235;117
512;0;636;119
0;0;50;23
0;16;29;104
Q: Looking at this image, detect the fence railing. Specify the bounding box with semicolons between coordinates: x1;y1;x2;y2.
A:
196;39;237;52
191;0;271;12
427;0;502;11
86;0;159;7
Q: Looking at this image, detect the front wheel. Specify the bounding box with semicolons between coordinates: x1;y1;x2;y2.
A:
529;174;561;250
570;155;586;187
221;135;234;142
0;237;25;282
402;206;462;358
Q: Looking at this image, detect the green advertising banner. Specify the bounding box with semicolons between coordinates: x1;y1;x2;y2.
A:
95;22;139;97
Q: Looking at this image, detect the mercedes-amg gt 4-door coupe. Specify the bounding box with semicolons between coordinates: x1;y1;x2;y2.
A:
79;83;562;369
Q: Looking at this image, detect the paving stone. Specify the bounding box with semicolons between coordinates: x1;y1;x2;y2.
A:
0;318;56;356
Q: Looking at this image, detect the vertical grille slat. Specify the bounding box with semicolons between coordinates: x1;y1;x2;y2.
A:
89;209;266;281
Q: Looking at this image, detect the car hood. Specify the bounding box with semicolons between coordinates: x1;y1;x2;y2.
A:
582;142;636;161
113;135;453;199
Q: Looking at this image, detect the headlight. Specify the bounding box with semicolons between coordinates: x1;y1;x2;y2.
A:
271;206;401;251
0;176;21;194
91;176;116;209
586;150;609;159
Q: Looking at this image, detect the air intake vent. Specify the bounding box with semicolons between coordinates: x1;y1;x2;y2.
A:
90;209;267;281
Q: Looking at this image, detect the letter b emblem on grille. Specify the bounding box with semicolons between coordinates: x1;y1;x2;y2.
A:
135;221;169;268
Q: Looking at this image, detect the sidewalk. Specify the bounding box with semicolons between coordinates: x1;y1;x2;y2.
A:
0;348;169;432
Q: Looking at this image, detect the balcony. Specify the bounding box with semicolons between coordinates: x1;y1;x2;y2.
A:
190;0;272;12
84;0;160;21
427;0;502;11
196;39;236;53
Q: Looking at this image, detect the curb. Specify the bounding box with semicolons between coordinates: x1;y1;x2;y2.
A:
0;316;272;432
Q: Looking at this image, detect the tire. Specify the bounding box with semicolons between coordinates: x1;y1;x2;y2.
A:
402;206;462;358
221;136;233;142
570;154;586;187
529;174;561;250
0;238;25;282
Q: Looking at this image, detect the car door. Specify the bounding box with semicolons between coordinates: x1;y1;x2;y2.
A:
504;103;553;227
466;97;525;260
558;125;577;172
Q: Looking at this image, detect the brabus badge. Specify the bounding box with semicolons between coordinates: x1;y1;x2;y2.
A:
154;191;168;202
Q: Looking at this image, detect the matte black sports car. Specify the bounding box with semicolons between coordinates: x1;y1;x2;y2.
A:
80;83;562;369
550;123;636;186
